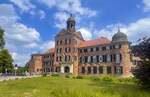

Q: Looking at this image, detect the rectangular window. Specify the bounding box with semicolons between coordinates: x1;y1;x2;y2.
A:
80;49;82;53
93;56;96;63
110;46;112;50
80;57;82;63
81;67;85;74
102;55;107;62
65;56;67;62
115;66;123;74
96;55;99;62
87;67;91;74
93;66;97;74
91;48;93;52
57;41;59;45
93;48;96;52
107;55;111;62
88;56;91;63
107;66;111;74
110;55;113;62
116;54;121;64
65;39;67;44
65;48;67;53
96;47;99;51
99;66;103;74
99;55;103;62
106;46;110;50
84;49;87;53
102;47;106;51
115;44;119;49
90;56;93;63
60;40;62;44
84;56;88;63
88;48;91;52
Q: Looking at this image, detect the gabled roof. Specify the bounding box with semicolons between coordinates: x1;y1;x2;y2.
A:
79;37;111;48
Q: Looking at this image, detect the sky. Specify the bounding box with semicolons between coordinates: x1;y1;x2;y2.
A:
0;0;150;66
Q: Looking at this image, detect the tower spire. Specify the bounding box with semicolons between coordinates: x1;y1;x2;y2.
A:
117;25;121;33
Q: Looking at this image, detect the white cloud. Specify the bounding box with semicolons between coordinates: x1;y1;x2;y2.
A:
94;17;150;43
78;28;93;40
40;40;55;52
0;4;41;66
11;52;30;65
0;18;40;46
39;0;97;28
39;10;46;19
54;12;69;28
0;4;19;20
10;0;46;19
143;0;150;12
10;0;36;12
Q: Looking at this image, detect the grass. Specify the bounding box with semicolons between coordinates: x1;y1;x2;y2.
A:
0;76;149;97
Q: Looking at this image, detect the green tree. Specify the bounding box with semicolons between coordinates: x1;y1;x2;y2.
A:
0;28;5;49
0;49;13;73
0;28;13;73
132;37;150;89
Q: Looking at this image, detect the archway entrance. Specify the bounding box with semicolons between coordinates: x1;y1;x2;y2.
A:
64;66;70;73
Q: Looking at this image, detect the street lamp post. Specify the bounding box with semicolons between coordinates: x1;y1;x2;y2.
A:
5;68;7;76
14;64;18;77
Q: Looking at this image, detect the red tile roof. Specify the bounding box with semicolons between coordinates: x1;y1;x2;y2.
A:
79;37;111;48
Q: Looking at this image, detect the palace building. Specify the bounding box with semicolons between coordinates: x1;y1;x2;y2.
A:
27;15;134;77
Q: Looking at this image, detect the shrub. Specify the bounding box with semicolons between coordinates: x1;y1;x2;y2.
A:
65;74;71;78
117;77;137;83
75;76;83;79
101;76;115;82
133;60;150;89
51;73;60;77
42;73;47;77
90;76;101;81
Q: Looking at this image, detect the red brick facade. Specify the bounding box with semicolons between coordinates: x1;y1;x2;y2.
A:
28;15;133;77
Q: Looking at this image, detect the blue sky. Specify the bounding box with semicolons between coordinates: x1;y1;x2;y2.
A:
0;0;150;66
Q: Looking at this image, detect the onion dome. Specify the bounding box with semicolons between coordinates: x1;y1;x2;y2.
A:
67;15;75;22
112;28;128;42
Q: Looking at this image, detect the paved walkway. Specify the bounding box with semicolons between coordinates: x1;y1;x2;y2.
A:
0;75;41;82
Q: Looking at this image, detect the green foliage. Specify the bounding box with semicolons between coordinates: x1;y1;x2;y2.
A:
0;28;5;49
117;77;137;83
15;67;28;76
101;76;115;82
51;73;60;77
133;60;150;89
0;28;13;73
132;37;150;89
0;49;13;73
65;74;70;78
42;73;47;77
74;75;83;79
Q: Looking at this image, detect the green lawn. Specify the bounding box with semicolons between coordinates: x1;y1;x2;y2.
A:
0;76;149;97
